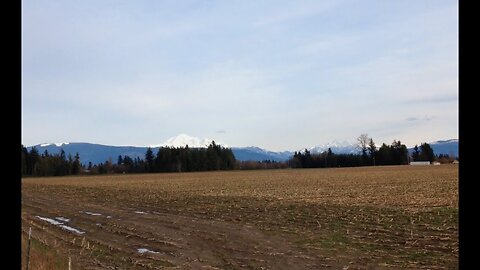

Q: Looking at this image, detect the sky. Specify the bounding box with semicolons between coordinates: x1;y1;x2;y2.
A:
22;0;458;151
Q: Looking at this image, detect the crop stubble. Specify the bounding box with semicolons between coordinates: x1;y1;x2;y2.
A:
22;165;458;269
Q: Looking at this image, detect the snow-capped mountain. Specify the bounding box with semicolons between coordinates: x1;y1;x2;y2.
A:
24;136;458;165
39;142;70;147
150;134;222;148
306;140;359;154
304;139;459;157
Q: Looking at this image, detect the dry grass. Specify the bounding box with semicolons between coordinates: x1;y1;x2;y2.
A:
21;228;69;270
22;165;458;269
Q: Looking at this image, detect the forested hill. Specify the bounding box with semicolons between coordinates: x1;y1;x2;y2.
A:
26;143;294;165
25;139;457;166
27;143;152;165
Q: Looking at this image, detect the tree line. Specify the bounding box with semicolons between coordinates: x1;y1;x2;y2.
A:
21;141;236;176
21;135;457;177
288;140;409;168
288;134;442;169
21;145;81;176
119;141;235;173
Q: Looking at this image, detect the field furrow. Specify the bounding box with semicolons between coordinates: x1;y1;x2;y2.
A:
22;165;458;269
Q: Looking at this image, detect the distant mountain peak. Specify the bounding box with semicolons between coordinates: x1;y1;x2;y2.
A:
306;140;358;154
149;134;226;148
24;137;457;166
39;142;70;147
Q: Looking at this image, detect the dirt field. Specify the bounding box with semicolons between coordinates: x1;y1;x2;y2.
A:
21;165;458;269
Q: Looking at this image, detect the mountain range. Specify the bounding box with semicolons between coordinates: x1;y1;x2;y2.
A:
26;135;458;165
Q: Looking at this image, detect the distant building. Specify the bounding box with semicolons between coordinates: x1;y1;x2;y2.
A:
409;161;430;165
452;160;459;164
432;161;441;166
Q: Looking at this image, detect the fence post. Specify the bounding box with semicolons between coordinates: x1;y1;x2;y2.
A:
26;227;32;270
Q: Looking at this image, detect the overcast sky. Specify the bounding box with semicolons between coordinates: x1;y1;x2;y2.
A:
22;0;458;151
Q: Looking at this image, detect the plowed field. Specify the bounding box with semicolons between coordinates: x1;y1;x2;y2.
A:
21;165;458;269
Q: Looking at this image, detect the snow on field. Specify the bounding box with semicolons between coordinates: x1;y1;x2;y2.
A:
82;211;102;216
36;216;63;225
36;216;85;235
134;211;146;214
59;225;85;234
137;248;159;254
55;217;70;222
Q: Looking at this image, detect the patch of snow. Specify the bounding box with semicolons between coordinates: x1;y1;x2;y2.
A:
40;143;52;147
54;142;69;147
137;248;159;254
36;216;85;234
83;211;102;216
55;217;70;222
106;216;112;219
58;225;85;234
134;211;146;214
36;216;63;225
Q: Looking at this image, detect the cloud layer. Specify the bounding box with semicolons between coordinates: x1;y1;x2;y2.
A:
22;0;458;150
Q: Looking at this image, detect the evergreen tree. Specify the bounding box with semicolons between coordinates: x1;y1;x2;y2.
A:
98;162;106;174
58;149;68;175
123;155;133;172
412;145;420;161
223;148;236;170
207;141;220;170
301;149;312;168
145;147;154;172
29;147;40;176
376;143;392;165
326;148;335;167
419;143;435;162
289;152;302;168
21;145;28;176
368;138;377;166
117;155;123;165
72;152;81;174
156;147;172;172
183;145;193;171
67;154;73;175
391;140;408;165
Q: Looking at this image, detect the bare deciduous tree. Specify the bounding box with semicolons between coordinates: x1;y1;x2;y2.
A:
357;133;370;156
